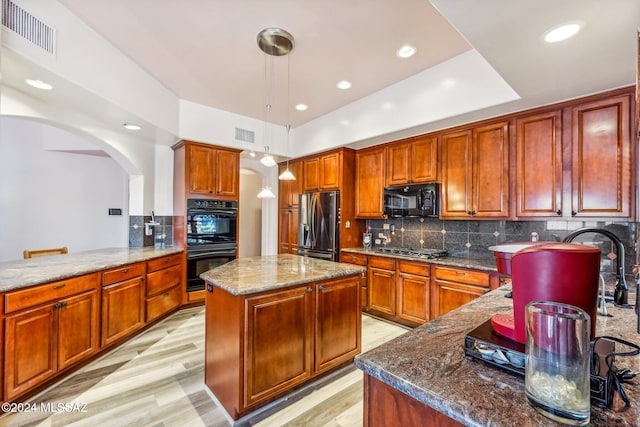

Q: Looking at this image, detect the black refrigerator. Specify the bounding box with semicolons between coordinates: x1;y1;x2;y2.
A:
297;191;340;261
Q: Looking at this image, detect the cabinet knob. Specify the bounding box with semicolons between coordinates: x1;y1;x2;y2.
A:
319;285;324;291
307;287;312;293
556;210;562;216
571;210;577;216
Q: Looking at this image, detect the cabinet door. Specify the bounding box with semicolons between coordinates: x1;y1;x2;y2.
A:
472;122;509;217
314;277;361;373
245;286;313;407
355;147;385;218
303;158;320;191
101;277;145;347
440;130;472;217
516;110;563;217
385;142;411;186
278;208;299;255
432;280;486;319
215;149;239;198
368;267;396;315
397;272;429;325
58;290;99;370
571;94;632;218
319;152;340;190
4;305;57;400
188;144;215;195
411;136;438;183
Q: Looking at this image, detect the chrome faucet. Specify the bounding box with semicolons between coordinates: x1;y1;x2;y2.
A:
563;228;629;307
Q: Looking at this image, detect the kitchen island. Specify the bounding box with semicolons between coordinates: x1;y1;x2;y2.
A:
355;284;640;426
200;254;365;423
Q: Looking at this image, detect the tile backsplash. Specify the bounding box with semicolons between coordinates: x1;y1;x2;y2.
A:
365;218;637;277
129;215;173;248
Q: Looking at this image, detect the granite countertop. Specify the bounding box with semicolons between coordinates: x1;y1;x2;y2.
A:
341;247;498;272
200;253;365;296
0;246;184;292
355;285;640;426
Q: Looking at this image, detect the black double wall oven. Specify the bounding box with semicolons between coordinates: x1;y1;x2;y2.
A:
186;199;237;292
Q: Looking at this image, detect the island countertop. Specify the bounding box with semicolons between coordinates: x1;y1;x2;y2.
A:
200;253;365;296
355;284;640;426
0;246;184;292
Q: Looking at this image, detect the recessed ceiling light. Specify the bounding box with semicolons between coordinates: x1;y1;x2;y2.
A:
295;103;308;111
123;123;142;131
396;45;417;58
441;78;456;89
336;80;352;90
544;23;581;43
26;79;53;90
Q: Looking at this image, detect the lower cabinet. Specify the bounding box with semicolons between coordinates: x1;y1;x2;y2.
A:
367;256;430;327
431;266;490;318
340;252;368;308
101;263;146;348
145;254;183;322
3;273;100;401
205;274;361;420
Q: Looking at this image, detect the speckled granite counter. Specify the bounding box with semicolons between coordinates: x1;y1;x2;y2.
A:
200;253;365;295
0;247;184;292
355;284;640;426
341;247;498;272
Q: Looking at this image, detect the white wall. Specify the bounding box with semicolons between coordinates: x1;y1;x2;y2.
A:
0;116;129;261
239;169;262;258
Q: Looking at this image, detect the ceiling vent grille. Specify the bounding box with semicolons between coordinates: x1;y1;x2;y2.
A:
2;0;56;55
235;127;255;144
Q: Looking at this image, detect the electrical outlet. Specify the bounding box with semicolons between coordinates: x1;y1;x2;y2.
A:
382;223;390;230
378;233;386;238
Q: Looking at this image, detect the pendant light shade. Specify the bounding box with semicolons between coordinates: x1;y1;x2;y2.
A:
260;154;277;168
257;187;276;199
278;168;295;180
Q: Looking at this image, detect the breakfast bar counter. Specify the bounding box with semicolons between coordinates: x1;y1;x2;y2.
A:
201;254;365;422
355;284;640;426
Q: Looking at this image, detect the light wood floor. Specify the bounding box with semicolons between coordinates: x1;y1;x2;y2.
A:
0;307;408;427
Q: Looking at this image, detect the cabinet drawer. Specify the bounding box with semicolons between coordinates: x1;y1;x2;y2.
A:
146;264;182;297
341;252;367;266
102;262;145;286
433;267;490;288
368;256;396;270
398;261;430;277
146;285;182;323
4;272;100;314
147;253;183;273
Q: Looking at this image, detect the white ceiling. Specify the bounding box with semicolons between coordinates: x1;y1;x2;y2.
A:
2;0;639;146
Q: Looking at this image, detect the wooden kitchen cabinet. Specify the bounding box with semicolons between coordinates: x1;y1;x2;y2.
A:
440;121;509;218
173;140;240;201
145;254;183;322
245;286;313;406
515;110;563;218
3;273;100;401
278;207;299;255
570;93;633;218
205;274;361;419
355;146;386;218
431;266;490;318
367;256;396;316
340;251;368;308
396;261;430;325
278;160;303;209
385;136;437;186
101;262;146;348
303;151;341;192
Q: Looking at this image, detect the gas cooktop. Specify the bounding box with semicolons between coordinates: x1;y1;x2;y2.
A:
375;247;448;259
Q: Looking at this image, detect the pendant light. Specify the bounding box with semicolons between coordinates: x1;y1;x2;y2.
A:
257;186;276;199
278;47;296;181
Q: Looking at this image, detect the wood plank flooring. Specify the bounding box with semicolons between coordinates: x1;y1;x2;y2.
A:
0;307;407;427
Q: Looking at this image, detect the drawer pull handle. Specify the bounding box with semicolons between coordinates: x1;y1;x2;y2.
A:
52;284;66;290
122;268;129;273
456;271;465;276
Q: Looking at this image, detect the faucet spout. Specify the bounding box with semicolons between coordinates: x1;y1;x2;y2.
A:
563;227;629;306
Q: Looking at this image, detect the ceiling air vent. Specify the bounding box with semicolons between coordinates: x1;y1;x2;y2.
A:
2;0;56;55
235;127;255;144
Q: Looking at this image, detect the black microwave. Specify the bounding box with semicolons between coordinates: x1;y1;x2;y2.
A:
384;183;439;217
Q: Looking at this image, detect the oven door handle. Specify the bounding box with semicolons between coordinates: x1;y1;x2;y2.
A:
187;208;237;216
187;250;236;260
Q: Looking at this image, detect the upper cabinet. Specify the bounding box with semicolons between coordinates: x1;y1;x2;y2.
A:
385;136;437;186
303;151;341;192
440;122;509;218
174;141;240;201
515;110;563;218
355;146;385;218
570;94;633;218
